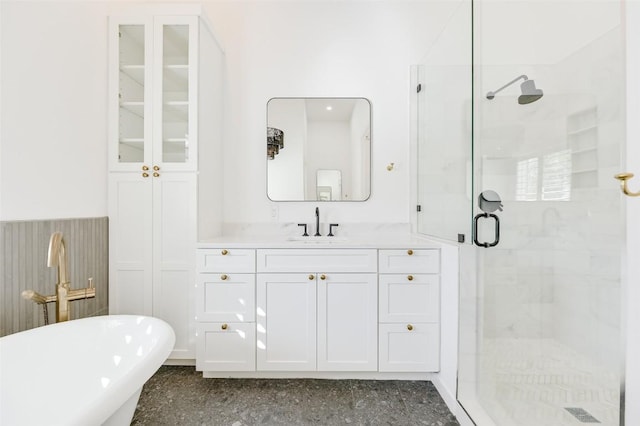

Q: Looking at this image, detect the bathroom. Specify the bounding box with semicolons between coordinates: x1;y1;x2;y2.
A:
1;1;639;425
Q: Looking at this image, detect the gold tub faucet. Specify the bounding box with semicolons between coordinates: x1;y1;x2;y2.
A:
22;232;96;323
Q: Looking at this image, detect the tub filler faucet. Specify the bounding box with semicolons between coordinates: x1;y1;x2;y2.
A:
22;232;96;324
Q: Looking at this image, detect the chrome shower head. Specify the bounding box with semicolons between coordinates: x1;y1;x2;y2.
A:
486;74;543;104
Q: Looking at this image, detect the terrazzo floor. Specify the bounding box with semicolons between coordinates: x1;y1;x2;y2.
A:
132;366;460;426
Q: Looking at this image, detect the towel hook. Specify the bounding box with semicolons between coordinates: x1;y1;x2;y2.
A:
614;173;640;197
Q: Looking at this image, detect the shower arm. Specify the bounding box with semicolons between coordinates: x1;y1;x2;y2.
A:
486;74;529;98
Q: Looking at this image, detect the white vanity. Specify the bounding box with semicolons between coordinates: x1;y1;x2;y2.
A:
195;236;441;378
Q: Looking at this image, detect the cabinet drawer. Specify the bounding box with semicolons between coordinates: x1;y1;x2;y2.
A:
196;322;256;371
378;249;439;274
197;248;255;272
378;323;439;372
257;249;377;273
379;274;439;323
196;274;255;322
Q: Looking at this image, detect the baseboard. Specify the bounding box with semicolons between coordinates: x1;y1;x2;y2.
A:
431;376;476;426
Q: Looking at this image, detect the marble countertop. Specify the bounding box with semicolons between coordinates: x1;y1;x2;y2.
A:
197;233;441;249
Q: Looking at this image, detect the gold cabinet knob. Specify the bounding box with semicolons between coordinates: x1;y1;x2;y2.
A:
320;274;326;280
153;165;160;171
220;274;228;281
153;172;160;177
142;172;149;178
142;165;149;171
407;275;414;281
308;274;315;280
221;323;228;330
407;249;414;255
407;324;414;331
221;249;228;255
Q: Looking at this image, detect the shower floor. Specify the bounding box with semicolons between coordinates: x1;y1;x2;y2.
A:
476;338;620;426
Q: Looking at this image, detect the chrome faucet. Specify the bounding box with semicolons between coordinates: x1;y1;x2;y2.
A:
314;207;321;236
22;232;96;323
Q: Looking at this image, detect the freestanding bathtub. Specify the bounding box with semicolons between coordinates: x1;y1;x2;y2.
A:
0;315;175;426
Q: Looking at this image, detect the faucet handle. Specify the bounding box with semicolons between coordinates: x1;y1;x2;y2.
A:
328;224;339;237
88;277;94;289
297;223;309;237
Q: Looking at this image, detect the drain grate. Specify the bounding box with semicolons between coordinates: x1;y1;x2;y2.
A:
565;407;600;423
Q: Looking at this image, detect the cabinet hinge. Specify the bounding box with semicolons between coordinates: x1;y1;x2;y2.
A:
416;205;422;212
417;84;422;93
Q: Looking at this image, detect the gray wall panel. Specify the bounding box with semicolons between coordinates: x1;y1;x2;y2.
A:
0;217;108;336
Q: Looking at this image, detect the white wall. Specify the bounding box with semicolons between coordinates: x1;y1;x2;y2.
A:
203;0;460;225
0;0;459;225
0;1;110;221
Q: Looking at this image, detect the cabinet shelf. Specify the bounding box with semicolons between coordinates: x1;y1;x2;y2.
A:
164;65;188;91
120;138;144;144
120;101;144;118
120;65;145;85
164;101;188;120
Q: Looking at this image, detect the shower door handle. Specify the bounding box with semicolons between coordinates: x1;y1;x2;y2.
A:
473;213;500;248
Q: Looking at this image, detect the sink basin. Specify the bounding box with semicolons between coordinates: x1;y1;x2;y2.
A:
286;236;348;243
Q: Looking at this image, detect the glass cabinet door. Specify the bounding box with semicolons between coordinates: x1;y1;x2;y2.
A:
154;17;197;169
110;16;197;171
117;24;150;165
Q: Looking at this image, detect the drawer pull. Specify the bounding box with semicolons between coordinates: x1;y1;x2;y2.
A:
220;274;228;281
308;274;315;280
221;249;228;255
221;323;228;330
407;249;414;255
407;324;414;331
320;274;326;280
407;275;414;281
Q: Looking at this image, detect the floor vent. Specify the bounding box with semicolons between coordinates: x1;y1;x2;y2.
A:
565;407;601;423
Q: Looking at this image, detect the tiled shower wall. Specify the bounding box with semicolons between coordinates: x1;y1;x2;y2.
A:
0;217;108;337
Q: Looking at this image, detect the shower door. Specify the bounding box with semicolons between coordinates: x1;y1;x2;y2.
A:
457;1;626;425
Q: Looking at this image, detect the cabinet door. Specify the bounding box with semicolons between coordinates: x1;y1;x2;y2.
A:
317;273;378;371
257;274;316;371
196;273;255;322
109;17;154;171
379;274;439;323
196;322;256;371
379;323;439;372
152;172;197;359
153;16;198;171
108;173;153;315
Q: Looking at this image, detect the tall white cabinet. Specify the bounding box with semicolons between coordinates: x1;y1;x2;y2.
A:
108;13;224;360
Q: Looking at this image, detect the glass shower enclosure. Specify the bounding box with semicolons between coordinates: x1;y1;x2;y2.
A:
415;1;626;425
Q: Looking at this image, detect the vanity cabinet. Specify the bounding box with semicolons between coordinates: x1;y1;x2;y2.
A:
195;245;440;377
195;248;256;371
378;250;440;372
108;14;222;361
256;249;378;372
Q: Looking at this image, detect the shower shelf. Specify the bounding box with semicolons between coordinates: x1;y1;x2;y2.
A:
567;125;597;136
